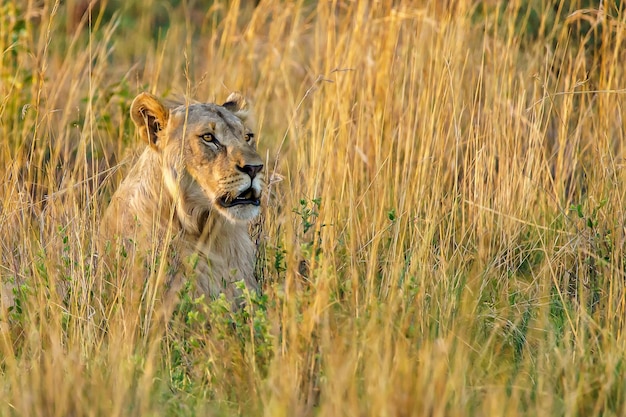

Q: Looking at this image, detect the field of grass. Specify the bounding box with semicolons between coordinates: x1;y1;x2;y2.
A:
2;0;626;415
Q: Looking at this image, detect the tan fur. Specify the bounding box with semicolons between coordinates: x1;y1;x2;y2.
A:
100;92;265;303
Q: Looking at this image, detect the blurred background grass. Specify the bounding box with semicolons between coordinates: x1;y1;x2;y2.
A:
2;0;626;416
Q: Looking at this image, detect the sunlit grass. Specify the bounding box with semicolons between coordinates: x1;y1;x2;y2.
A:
1;0;626;415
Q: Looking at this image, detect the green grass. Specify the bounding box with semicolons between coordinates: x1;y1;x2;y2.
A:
2;0;626;415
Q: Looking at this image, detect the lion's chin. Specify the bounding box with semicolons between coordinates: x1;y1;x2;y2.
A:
216;203;261;223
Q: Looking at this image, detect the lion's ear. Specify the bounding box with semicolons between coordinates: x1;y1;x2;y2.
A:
222;92;247;112
222;92;252;123
130;93;170;149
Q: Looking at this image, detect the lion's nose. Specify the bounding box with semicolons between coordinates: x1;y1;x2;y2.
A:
238;164;263;179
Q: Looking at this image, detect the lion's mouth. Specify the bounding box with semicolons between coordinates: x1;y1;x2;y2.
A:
218;188;260;208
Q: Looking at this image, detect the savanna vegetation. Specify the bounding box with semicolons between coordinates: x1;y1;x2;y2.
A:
1;0;626;415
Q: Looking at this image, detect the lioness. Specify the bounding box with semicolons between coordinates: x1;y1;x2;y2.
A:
100;92;264;303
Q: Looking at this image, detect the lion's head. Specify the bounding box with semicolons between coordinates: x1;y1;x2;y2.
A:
129;92;265;226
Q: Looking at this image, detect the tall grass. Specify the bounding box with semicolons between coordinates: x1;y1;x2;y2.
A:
1;0;626;415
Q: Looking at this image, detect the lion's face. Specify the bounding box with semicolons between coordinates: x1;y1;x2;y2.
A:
130;92;265;223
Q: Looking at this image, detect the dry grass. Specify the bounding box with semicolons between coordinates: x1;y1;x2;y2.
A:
2;0;626;415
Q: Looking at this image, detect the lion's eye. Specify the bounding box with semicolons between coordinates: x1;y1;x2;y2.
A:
200;133;218;145
245;133;254;142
